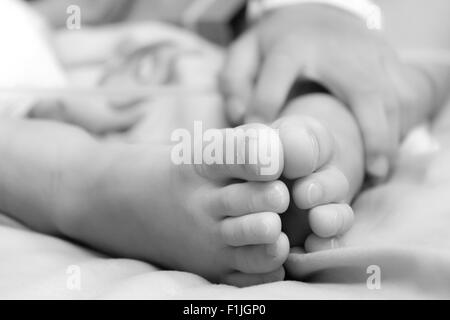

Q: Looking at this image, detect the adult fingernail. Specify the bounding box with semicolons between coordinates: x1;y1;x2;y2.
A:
307;183;323;206
246;114;266;124
368;156;389;178
227;98;246;123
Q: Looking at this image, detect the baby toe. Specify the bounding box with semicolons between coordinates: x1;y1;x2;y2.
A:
222;267;285;287
309;204;354;238
304;234;341;253
196;123;283;182
220;212;282;246
273;116;334;180
229;233;289;274
214;180;289;216
292;166;349;209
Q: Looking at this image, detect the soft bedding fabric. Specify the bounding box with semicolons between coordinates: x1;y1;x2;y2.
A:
2;106;450;299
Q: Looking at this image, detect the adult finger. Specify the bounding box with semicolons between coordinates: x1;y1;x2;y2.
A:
220;31;260;125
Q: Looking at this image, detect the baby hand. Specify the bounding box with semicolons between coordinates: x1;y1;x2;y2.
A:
221;4;434;179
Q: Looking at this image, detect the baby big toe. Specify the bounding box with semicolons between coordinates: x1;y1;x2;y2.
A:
221;212;282;246
309;204;354;238
222;267;285;287
292;166;349;209
229;233;289;274
196;124;283;182
273;116;334;180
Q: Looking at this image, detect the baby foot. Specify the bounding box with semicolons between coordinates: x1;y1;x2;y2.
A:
63;123;291;287
272;94;364;249
170;124;291;285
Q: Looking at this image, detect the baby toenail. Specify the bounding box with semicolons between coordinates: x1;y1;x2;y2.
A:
267;185;284;210
309;132;320;171
261;217;273;237
266;242;279;257
307;183;323;206
330;238;340;249
333;209;344;234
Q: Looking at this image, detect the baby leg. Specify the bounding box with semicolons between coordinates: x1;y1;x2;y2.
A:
0;118;289;287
